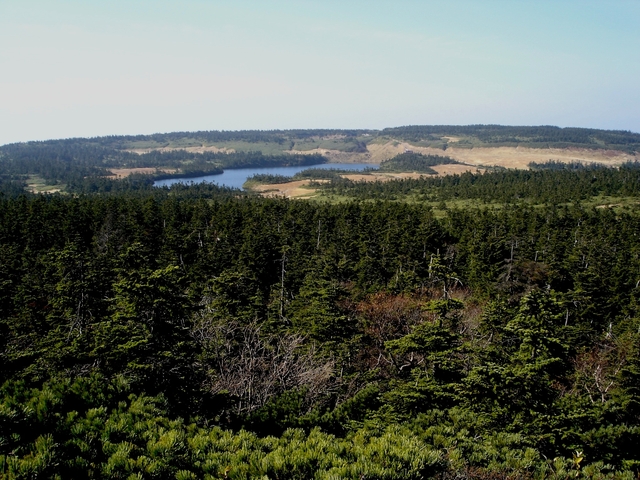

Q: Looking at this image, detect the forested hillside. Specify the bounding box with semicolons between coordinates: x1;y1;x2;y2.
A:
2;184;640;478
381;125;640;152
2;125;639;195
0;140;326;193
378;153;460;173
319;161;640;206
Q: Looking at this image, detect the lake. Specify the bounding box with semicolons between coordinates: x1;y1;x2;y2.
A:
153;163;378;189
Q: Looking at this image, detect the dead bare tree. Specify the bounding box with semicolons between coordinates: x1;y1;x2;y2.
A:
192;313;335;416
572;334;631;404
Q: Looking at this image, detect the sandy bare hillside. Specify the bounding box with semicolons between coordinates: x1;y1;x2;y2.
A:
124;141;638;170
366;141;639;168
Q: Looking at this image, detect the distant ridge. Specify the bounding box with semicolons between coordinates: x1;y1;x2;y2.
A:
3;125;640;152
1;125;639;194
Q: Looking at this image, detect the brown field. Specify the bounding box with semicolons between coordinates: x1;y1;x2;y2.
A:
251;179;329;199
430;164;479;176
108;168;178;178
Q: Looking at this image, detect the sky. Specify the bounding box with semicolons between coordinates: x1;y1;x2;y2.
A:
1;0;639;144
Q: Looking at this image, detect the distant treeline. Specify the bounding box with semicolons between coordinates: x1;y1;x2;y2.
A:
245;173;294;185
3;124;638;163
383;125;640;152
0;130;374;153
246;168;371;186
323;162;640;204
79;125;640;152
294;168;362;182
528;160;604;170
88;129;376;148
379;152;460;173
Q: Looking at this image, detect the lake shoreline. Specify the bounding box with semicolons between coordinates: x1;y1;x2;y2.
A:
153;163;379;190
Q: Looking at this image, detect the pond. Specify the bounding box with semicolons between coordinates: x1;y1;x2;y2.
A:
153;163;378;189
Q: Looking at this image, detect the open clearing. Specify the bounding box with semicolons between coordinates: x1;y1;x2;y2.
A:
26;184;62;194
251;179;329;199
25;176;63;194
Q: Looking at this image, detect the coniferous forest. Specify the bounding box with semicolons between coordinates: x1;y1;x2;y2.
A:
2;128;640;479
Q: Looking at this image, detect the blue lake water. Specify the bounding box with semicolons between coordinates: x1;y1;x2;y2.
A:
154;163;379;189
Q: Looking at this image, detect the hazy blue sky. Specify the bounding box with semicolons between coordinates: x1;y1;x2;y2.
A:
1;0;639;144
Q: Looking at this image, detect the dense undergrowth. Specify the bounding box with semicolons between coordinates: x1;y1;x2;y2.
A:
1;186;640;478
